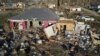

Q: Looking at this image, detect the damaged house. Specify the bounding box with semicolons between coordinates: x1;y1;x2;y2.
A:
8;8;59;30
56;17;76;33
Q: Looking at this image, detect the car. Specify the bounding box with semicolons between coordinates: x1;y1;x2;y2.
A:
81;16;95;21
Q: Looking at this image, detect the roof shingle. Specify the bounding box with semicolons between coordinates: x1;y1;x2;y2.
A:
9;8;59;21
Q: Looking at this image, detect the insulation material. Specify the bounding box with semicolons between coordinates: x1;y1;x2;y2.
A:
44;24;56;38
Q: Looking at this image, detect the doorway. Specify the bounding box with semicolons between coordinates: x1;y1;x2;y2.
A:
39;21;42;26
30;21;33;28
13;22;18;29
63;25;66;30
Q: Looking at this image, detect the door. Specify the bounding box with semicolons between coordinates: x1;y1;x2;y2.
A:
30;21;33;28
19;22;23;30
63;25;66;30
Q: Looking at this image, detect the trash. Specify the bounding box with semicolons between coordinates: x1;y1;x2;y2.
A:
37;40;42;44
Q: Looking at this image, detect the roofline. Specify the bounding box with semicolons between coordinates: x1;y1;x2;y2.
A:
8;18;59;21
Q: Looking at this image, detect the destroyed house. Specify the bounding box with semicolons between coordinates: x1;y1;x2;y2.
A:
8;8;59;30
56;17;76;32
